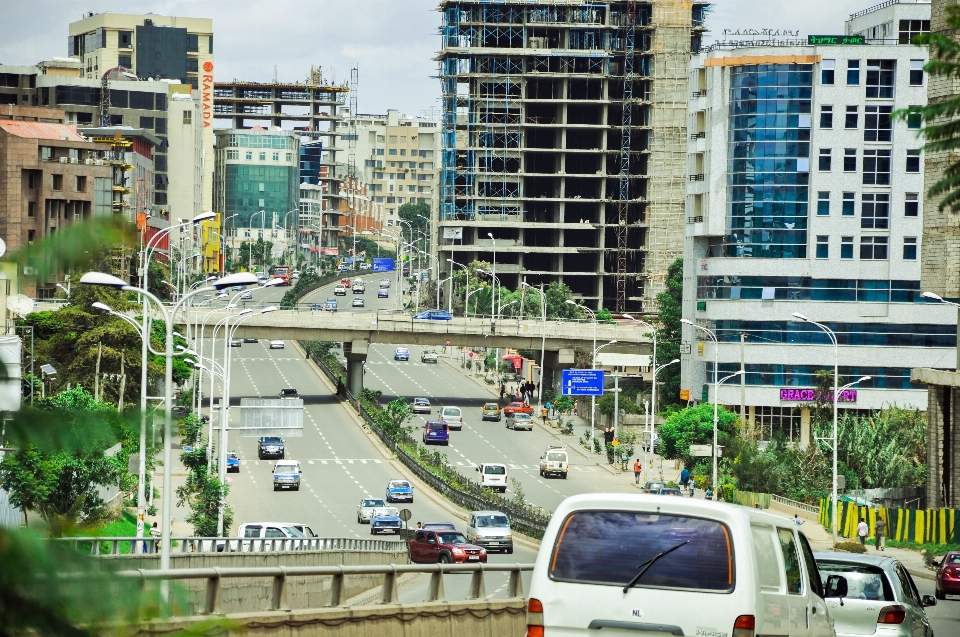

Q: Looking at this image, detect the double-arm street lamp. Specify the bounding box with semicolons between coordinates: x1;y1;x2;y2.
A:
447;258;468;317
521;282;547;407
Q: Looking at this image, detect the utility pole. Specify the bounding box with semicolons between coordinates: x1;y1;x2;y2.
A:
118;354;126;412
94;341;102;401
740;333;746;435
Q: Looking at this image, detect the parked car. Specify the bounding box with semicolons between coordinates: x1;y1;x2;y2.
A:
356;497;388;524
324;298;338;311
258;436;285;460
394;347;410;361
465;511;513;554
815;552;936;637
526;495;835;637
334;285;347;296
506;412;533;431
412;397;432;414
408;530;487;564
279;387;299;399
482;402;501;421
413;309;452;321
371;507;403;535
229;339;242;347
352;297;364;307
539;446;569;479
642;481;667;494
272;459;301;491
243;337;258;343
423;420;450;446
935;550;960;599
503;401;533;416
476;463;507;493
379;279;391;288
377;289;389;298
386;479;414;503
420;348;438;363
438;406;463;431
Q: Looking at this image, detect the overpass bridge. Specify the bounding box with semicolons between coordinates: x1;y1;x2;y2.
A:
181;308;654;396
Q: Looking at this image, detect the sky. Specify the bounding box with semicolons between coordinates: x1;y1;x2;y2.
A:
0;0;896;117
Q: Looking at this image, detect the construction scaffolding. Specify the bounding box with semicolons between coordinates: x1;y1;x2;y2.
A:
437;0;706;313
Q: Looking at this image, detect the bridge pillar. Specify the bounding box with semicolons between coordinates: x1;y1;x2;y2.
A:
542;348;575;396
343;340;369;397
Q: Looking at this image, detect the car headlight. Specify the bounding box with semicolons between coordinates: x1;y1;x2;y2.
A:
452;547;465;555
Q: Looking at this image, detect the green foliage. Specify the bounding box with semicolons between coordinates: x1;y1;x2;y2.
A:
280;269;321;309
827;408;927;489
398;201;431;235
728;432;830;504
834;541;867;554
350;235;388;259
895;7;960;213
552;394;574;413
655;257;683;408
237;238;274;269
657;403;738;465
509;477;525;507
596;308;614;323
385;397;413;432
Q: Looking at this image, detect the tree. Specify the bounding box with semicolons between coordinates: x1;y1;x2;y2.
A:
898;7;960;212
656;403;738;466
655;258;683;409
385;397;413;434
398;201;430;236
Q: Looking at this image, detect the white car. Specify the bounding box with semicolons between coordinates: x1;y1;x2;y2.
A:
356;496;388;524
269;340;285;349
438;406;463;431
353;297;364;307
379;279;390;288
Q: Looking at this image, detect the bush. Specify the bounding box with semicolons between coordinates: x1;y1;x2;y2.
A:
559;418;574;435
834;541;867;554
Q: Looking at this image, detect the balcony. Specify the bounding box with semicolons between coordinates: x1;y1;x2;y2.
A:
689;174;705;182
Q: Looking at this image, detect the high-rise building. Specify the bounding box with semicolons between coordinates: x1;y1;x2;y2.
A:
679;1;947;443
436;1;707;312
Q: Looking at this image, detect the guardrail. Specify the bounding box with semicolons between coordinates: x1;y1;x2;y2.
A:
54;536;405;556
115;562;533;615
771;494;821;514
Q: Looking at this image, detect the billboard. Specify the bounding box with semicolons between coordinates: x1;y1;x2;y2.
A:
561;369;604;396
443;227;464;240
372;258;395;272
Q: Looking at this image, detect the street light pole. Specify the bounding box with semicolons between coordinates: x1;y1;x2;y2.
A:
487;234;497;321
681;318;728;489
568;301;598;443
522;282;547;408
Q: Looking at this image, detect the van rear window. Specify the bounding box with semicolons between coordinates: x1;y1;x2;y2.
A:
549;511;734;592
428;422;446;430
484;465;506;475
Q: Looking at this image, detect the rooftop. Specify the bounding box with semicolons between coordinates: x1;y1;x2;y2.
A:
850;0;930;21
0;121;86;142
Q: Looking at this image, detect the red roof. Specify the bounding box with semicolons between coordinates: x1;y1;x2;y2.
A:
0;121;87;142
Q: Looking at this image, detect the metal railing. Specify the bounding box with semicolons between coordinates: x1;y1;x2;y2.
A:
771;494;821;515
116;562;533;615
54;536;405;556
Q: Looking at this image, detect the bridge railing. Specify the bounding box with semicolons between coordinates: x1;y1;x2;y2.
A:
115;562;534;615
53;536;405;556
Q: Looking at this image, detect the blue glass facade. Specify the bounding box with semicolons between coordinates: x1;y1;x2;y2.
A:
300;141;323;185
708;363;928;391
727;64;812;258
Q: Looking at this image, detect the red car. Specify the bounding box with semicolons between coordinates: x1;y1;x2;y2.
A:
408;529;487;564
503;401;533;416
936;550;960;599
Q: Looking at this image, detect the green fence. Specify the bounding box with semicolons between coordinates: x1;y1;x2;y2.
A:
820;499;960;544
730;490;771;509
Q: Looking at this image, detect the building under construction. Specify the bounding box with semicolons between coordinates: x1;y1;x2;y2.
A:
436;1;707;312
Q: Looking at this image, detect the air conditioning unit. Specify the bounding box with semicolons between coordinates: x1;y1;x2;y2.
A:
23;267;36;275
59;157;68;163
84;158;93;165
69;157;78;164
94;159;104;165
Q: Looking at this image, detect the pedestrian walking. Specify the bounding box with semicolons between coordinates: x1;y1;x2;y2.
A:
499;384;505;400
149;521;161;550
679;467;690;488
875;516;886;551
603;427;614;445
633;459;641;484
857;518;869;546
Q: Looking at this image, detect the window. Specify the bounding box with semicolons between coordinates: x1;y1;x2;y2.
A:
899;20;930;45
245;151;252;160
906;149;921;173
227;150;239;160
817;192;830;216
400;149;406;156
845;106;858;129
860;236;889;260
841;236;854;259
819;148;832;171
375;172;384;179
27;173;37;189
905;193;919;217
286;153;292;161
389;149;397;155
777;529;803;595
906;108;921;129
844;149;857;172
863;149;891;185
27;201;35;217
864;106;892;142
816;236;829;258
75;176;86;192
154;118;166;134
903;237;917;260
272;152;279;161
186;58;198;73
259;152;266;161
910;60;924;86
183;110;192;124
861;193;890;229
28;230;34;242
376;148;385;155
866;60;895;98
388;135;398;143
847;60;860;85
118;30;132;47
51;174;62;191
118;54;131;68
822;59;835;85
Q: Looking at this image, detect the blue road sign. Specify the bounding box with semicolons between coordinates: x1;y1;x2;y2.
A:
561;369;604;396
372;258;395;272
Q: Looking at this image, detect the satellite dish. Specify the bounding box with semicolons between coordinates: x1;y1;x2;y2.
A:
7;294;35;316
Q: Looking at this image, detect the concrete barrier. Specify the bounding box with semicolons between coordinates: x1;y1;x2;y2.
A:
98;550;410;615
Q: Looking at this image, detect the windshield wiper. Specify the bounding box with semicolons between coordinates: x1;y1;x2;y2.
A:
622;540;690;593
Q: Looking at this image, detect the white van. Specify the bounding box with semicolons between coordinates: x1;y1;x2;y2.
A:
466;510;513;554
272;460;301;491
526;494;837;637
476;463;507;493
438;406;464;430
539;445;568;479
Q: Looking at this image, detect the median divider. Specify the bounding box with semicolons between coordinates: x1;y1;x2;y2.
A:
302;342;552;539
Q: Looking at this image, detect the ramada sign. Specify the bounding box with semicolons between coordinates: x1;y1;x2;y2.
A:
779;388;857;403
202;61;214;127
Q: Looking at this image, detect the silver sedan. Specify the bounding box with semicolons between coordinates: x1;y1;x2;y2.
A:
356;497;387;524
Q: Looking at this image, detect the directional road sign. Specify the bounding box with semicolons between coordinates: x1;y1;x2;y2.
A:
561;369;604;396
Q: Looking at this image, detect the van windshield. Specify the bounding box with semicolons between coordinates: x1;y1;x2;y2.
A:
274;465;298;474
549;511;734;592
476;514;509;528
484;466;506;475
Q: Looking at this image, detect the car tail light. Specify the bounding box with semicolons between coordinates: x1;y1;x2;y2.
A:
526;598;543;637
878;605;906;624
732;615;755;637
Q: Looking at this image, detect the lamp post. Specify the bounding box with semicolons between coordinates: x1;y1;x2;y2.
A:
447;259;468;316
487;233;497;320
249;211;266;273
499;299;517;318
80;269;258;592
522;282;547;407
647;359;679;471
922;292;960;369
465;288;484;318
680;318;729;490
476;269;501;323
567;300;598;442
592;339;618;443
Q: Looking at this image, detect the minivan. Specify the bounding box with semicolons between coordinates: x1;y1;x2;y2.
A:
272;460;301;491
439;406;463;430
423;420;450;446
466;510;513;554
476;463;507;493
526;493;838;637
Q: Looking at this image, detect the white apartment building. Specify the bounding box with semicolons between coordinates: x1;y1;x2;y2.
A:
680;1;952;443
